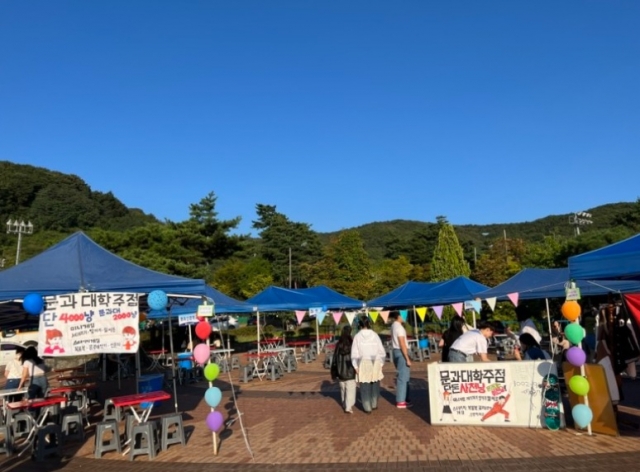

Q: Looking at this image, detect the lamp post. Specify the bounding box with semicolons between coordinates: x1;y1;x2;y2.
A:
6;219;34;265
569;211;592;236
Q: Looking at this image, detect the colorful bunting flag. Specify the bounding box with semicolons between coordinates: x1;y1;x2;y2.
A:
317;311;327;325
470;300;482;313
369;310;379;322
379;310;390;323
486;297;497;312
452;303;463;317
332;311;343;324
399;309;408;322
345;311;356;326
507;293;519;307
416;307;427;321
432;306;444;320
295;310;306;325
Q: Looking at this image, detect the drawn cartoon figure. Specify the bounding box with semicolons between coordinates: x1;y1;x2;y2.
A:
122;326;137;351
43;329;65;354
440;391;457;422
481;393;511;422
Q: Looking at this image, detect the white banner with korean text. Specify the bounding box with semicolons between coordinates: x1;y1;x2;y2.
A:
38;292;140;357
428;360;564;428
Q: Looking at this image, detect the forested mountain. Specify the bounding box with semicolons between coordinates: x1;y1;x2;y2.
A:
1;160;639;301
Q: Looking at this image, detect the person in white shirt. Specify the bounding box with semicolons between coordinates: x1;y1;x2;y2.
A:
351;317;386;414
507;305;542;360
449;322;495;362
389;312;412;408
3;346;25;390
18;346;49;399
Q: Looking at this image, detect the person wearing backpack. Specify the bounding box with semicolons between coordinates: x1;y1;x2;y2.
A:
331;325;356;414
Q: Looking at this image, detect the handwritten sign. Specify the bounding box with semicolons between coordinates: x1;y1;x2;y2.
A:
428;360;563;428
38;292;140;357
178;314;198;326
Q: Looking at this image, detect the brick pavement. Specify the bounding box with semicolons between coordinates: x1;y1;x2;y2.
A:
3;352;640;471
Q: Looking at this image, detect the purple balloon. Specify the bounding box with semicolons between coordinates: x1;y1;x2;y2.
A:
206;411;224;432
566;346;587;367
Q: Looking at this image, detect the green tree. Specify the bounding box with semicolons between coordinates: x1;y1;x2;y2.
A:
305;230;373;299
430;217;471;282
252;204;323;287
371;256;414;298
211;257;273;299
472;237;527;286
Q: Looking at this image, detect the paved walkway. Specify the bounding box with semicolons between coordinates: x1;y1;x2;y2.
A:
3;352;640;471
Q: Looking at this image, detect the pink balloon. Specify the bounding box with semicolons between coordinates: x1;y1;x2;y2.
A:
193;343;210;365
566;346;587;367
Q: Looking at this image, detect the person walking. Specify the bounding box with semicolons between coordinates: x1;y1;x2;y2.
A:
351;317;385;414
389;311;412;408
17;346;49;399
331;325;357;413
448;322;495;362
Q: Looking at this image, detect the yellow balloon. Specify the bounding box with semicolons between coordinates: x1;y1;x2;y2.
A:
561;300;581;322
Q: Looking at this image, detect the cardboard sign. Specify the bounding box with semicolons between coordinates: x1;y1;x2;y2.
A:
38;292;140;356
197;304;214;317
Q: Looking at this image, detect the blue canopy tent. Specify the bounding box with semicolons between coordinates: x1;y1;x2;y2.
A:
367;281;444;308
569;233;640;280
246;285;364;353
474;268;640;301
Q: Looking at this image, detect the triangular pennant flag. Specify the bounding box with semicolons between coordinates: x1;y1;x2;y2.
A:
399;309;408;322
432;306;444;320
369;310;379;322
332;311;343;324
486;297;497;312
345;311;356;326
379;310;390;323
295;310;306;325
452;302;463;317
507;292;519;307
317;311;327;325
470;300;482;313
416;307;427;321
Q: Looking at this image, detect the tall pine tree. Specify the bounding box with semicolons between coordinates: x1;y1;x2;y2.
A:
430;216;471;282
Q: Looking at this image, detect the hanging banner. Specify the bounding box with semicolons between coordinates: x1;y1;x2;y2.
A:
507;293;519;307
332;311;343;324
317;310;327;325
433;306;444;320
379;310;390;323
295;310;306;325
486;297;497;312
471;300;482;313
416;307;427;321
38;292;140;356
451;303;463;317
399;309;408;322
428;360;563;428
345;311;356;326
625;294;640;328
369;310;379;322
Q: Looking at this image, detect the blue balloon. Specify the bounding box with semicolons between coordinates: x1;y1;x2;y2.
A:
23;293;44;315
205;387;222;408
572;404;593;429
147;290;168;311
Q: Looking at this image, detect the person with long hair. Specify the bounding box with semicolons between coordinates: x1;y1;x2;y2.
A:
351;317;386;414
518;333;551;360
331;325;357;413
439;316;466;362
18;346;49;399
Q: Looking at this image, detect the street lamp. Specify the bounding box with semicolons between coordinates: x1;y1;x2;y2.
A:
6;219;34;265
569;211;592;236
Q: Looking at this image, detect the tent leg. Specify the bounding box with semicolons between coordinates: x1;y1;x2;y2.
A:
135;349;141;394
168;312;179;413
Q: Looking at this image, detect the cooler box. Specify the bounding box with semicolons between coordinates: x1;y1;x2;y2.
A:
418;338;429;349
177;352;193;370
138;373;164;408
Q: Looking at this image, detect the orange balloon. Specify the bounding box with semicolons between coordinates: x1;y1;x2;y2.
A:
561;300;581;322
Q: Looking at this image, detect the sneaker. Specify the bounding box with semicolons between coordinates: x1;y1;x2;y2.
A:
396;402;407;409
345;409;353;414
406;401;414;408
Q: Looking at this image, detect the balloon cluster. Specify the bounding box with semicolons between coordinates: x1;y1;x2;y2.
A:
561;300;593;429
192;318;223;433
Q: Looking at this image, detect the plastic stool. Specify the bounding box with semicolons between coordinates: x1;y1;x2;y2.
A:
61;411;84;442
103;398;122;422
10;412;34;441
285;355;297;373
231;356;241;370
129;422;159;461
160;413;185;451
218;358;230;373
94;420;121;458
0;425;12;456
267;363;281;381
240;365;253;383
303;351;313;364
34;424;62;461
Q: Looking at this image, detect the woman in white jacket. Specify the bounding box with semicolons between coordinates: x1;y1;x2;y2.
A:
351;317;386;414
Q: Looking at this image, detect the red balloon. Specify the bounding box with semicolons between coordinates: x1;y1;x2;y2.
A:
195;321;212;340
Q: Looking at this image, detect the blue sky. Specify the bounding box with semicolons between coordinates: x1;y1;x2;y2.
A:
1;1;639;235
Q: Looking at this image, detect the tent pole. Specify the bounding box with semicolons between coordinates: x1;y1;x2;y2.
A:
316;314;320;356
117;355;121;391
135;349;141;394
413;306;418;339
256;311;261;354
168;309;179;413
545;298;555;357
